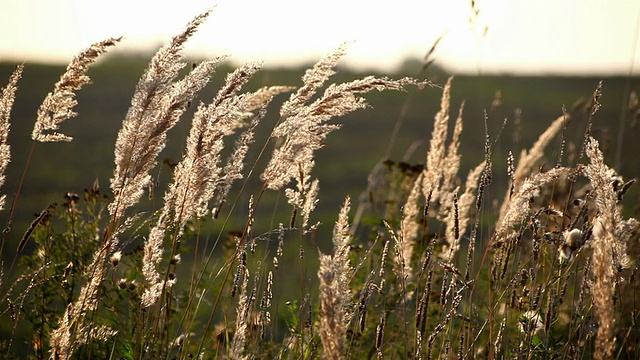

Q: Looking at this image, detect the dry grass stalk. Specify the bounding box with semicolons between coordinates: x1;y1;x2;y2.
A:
426;288;463;360
494;317;506;358
456;161;486;283
441;100;465;195
32;38;121;142
318;197;353;360
110;10;220;219
498;113;569;221
230;268;251;360
262;44;425;190
285;162;320;234
260;271;273;328
457;161;485;236
443;189;461;260
384;220;408;286
492;166;572;247
50;246;112;359
140;226;170;308
0;64;23;210
213;86;293;215
16;208;48;253
398;172;424;277
161;63;262;226
279;43;348;119
375;311;386;357
421;77;453;203
583;136;635;359
51;12;218;359
141;66;290;308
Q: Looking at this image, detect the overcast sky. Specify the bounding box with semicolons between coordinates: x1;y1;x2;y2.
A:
1;0;639;75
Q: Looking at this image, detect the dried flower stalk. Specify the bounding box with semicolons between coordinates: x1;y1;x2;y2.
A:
398;172;424;277
492;167;572;247
583;137;635;359
421;77;453;203
142;65;287;308
0;64;23;210
262;44;425;190
498;113;569;221
110;10;219;219
318;197;353;360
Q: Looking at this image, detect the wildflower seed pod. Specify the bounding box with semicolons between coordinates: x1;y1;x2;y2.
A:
118;279;128;290
127;281;137;291
110;251;122;266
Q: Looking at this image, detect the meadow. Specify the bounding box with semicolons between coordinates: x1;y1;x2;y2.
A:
1;10;639;359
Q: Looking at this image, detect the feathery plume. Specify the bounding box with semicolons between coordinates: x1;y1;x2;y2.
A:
492;167;572;247
318;254;345;360
438;96;464;245
413;78;471;259
441;99;465;195
280;43;348;118
398;172;424;277
583;137;635;359
517;113;568;179
212;85;293;215
421;77;453;203
110;10;220;219
284;160;321;233
50;245;111;359
318;197;353;360
332;196;352;275
140;227;167;308
32;37;121;142
242;85;294;112
263;72;424;190
0;64;23;210
141;65;286;308
442;189;460;260
230;268;251;360
498;113;569;221
437;97;466;260
161;63;261;225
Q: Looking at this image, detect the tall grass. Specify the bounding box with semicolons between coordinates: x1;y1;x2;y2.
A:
1;10;639;360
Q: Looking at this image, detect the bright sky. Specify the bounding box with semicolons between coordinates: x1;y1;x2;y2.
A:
1;0;639;75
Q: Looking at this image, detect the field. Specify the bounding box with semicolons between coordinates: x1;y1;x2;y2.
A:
1;10;639;359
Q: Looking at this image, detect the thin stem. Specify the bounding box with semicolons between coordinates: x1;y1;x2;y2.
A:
0;140;36;296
